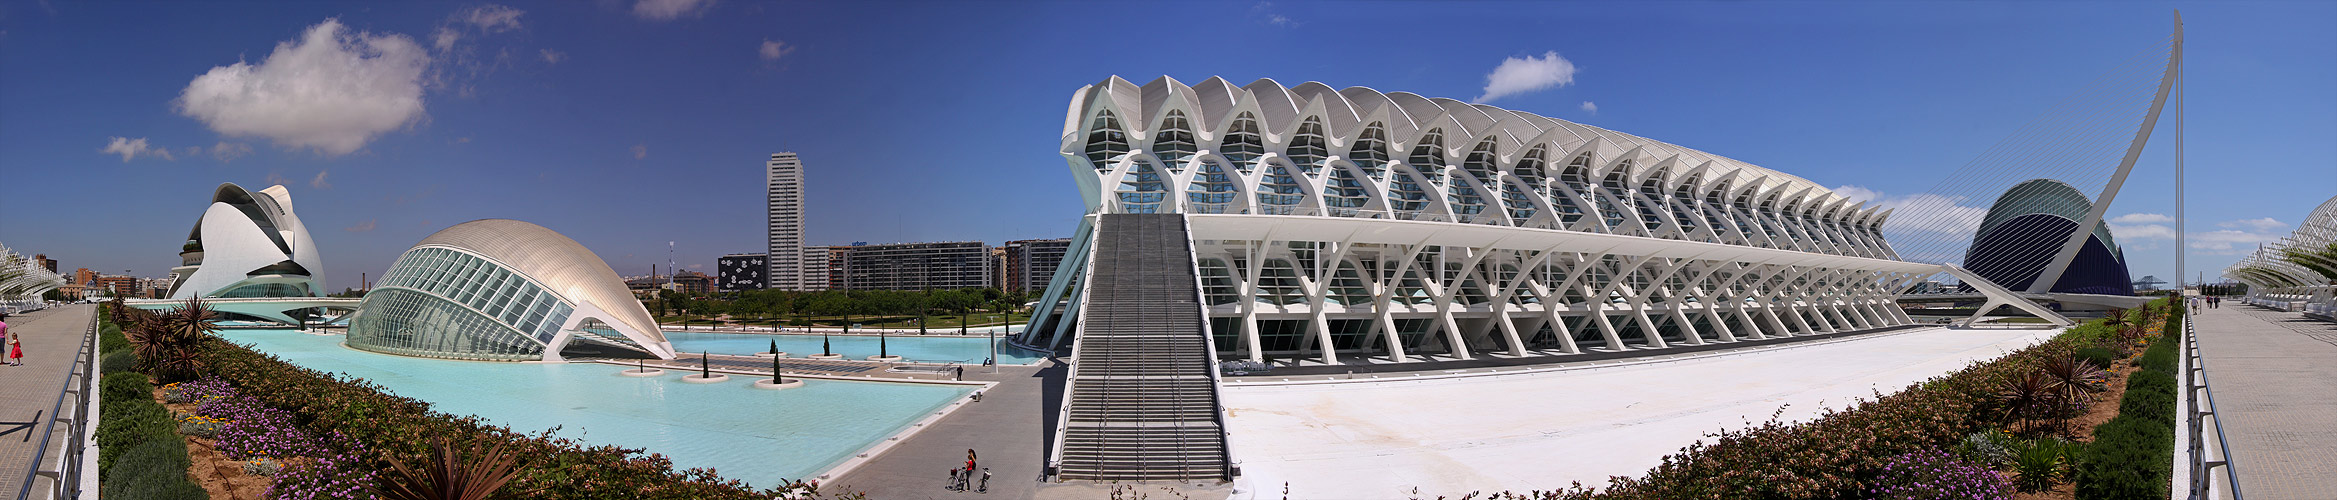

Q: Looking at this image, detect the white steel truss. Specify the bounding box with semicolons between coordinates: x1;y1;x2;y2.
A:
1022;77;1964;363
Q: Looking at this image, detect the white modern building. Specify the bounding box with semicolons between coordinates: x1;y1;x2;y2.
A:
2229;195;2337;319
766;153;812;291
165;183;325;300
1021;76;1945;365
0;242;68;311
348;219;677;361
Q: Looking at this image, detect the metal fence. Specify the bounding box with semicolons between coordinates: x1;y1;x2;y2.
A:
2183;312;2242;500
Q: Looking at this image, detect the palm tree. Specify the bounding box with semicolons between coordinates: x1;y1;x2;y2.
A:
129;297;218;382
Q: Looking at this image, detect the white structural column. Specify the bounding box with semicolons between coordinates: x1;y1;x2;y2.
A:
1029;76;1938;366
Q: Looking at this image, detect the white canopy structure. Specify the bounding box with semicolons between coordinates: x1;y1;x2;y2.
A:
348;219;676;361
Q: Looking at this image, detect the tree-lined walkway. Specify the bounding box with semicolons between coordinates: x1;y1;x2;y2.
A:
0;303;92;499
2195;305;2337;498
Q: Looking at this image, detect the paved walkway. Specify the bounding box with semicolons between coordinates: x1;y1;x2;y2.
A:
827;361;1064;500
2194;305;2337;499
0;304;93;500
1220;325;2061;498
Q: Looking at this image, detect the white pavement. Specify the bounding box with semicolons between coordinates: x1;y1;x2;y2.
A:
1221;326;2059;499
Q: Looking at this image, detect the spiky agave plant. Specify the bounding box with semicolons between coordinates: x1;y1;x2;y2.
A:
129;297;217;382
381;437;529;500
1996;369;2059;433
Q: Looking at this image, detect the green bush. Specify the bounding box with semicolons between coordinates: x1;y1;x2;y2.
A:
2073;347;2119;370
95;373;176;481
2012;437;2076;492
100;439;205;500
99;323;130;354
100;350;138;374
2073;330;2180;500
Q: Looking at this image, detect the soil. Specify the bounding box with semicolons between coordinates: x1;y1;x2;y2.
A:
2008;332;2155;500
152;385;273;500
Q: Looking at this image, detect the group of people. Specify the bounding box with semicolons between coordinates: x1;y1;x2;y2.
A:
2192;295;2223;310
1;313;24;366
948;448;989;493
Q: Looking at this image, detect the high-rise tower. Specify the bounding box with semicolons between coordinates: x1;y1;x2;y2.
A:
766;153;807;290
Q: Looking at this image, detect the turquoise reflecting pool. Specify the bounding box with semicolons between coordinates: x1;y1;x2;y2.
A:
213;329;971;489
661;330;1049;365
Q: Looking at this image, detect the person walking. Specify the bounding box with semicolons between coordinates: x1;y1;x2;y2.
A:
7;320;21;366
1;313;12;366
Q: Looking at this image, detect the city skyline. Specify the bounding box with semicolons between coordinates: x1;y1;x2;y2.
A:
3;1;2332;287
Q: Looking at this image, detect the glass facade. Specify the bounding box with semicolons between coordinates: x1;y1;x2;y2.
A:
350;246;576;361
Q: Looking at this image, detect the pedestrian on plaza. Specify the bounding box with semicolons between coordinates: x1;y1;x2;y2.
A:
965;449;977;478
8;329;21;367
1;313;12;366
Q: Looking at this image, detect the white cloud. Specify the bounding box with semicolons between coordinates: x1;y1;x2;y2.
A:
1251;2;1296;27
310;170;332;189
539;49;566;65
1579;101;1597;115
459;4;524;32
432;27;460;52
99;137;174;162
633;0;713;20
2188;227;2288;255
345;219;377;232
176;19;430;156
209;141;253;162
2110;222;2175;240
2217;217;2285;231
1829;185;1988;235
759;39;794;61
631;143;648;159
2109;213;2172;224
1474;51;1578;103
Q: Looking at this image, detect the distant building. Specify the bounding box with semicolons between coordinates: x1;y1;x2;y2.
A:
717;253;767;291
801;245;829;291
2132;275;2167;291
93;275;137;297
766;153;811;291
75;268;96;287
165;183;326;299
32;254;57;273
671;271;715;294
989;247;1008;290
824;246;850;290
1003;238;1072;293
840;241;992;291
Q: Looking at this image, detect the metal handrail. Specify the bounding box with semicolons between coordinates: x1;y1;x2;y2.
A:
1045;214;1102;478
2184;312;2243;500
16;306;96;500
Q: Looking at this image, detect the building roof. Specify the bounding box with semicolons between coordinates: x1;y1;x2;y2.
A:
416;219;664;344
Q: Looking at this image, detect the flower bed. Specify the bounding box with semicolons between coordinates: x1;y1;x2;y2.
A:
1501;298;2184;500
96;339;208;499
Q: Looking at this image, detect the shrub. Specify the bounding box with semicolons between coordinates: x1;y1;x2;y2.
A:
1955;430;2018;467
2010;437;2075;492
100;350;138;374
99;439;206;500
2073;326;2180;500
1865;448;2011;500
99;323;130;354
96;374;175;479
2072;347;2119;370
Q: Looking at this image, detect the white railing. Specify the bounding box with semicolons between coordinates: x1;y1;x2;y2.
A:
15;307;95;500
2182;312;2242;500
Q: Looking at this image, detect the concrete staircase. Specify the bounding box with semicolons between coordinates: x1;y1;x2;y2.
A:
1054;213;1232;481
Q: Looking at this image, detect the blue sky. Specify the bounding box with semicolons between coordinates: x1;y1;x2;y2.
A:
2;0;2330;290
